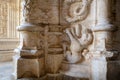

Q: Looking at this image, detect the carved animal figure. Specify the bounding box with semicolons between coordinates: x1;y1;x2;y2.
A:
63;0;93;63
64;24;93;63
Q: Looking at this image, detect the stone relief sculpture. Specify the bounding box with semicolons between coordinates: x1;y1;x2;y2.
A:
64;23;93;63
63;0;93;63
60;0;115;80
63;0;92;22
22;0;59;24
14;0;117;80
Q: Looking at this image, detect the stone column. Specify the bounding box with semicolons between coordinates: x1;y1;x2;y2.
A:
91;0;115;80
13;0;45;79
0;0;20;61
14;0;64;79
97;0;111;26
93;0;114;51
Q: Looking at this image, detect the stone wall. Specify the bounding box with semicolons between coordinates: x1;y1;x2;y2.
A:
107;0;120;80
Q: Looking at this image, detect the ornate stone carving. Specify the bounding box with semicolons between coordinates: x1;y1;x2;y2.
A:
21;0;59;24
62;0;93;63
15;24;65;78
63;0;92;22
64;23;93;63
14;0;117;80
60;0;116;80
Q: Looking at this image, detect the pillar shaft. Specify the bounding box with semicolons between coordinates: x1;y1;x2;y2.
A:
97;0;110;24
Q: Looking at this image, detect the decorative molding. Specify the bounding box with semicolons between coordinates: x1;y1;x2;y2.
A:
0;3;8;38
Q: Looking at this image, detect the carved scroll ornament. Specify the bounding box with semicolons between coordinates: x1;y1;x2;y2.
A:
63;0;92;22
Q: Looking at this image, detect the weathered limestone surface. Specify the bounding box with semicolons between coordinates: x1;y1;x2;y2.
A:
14;0;120;80
0;61;89;80
21;0;59;24
0;0;20;62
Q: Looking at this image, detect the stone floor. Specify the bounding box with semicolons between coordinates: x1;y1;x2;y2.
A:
0;61;14;80
0;61;88;80
0;61;120;80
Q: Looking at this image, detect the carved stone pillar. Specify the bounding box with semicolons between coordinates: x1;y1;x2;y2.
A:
60;0;116;80
97;0;111;27
93;0;114;51
14;0;64;79
14;0;46;79
91;0;115;80
14;0;117;80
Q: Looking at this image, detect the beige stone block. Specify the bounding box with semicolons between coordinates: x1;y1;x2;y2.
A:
20;50;44;58
0;39;19;50
47;25;64;32
20;31;38;49
94;31;113;51
46;25;65;48
0;51;14;62
17;58;39;78
20;31;45;50
60;61;91;78
24;0;59;24
59;0;69;25
38;58;45;77
45;53;64;74
47;34;63;48
17;58;45;78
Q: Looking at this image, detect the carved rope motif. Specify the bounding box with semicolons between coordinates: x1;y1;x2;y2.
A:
64;0;92;22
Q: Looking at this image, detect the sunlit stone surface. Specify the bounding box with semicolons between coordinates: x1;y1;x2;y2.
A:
0;0;20;62
0;62;13;80
13;0;117;80
0;0;120;80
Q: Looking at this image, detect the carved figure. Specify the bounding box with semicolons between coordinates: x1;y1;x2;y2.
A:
64;23;93;63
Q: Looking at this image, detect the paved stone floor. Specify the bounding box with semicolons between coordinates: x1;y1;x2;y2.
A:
0;61;14;80
0;61;88;80
1;61;120;80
